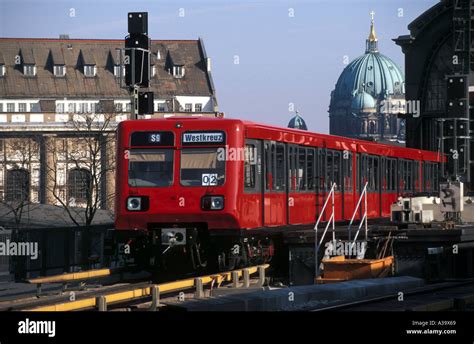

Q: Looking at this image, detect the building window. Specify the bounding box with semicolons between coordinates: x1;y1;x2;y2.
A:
68;168;92;202
68;103;76;113
54;65;66;77
18;103;27;112
115;103;123;112
157;103;166;112
84;65;96;77
23;64;36;76
30;103;40;112
78;103;88;113
5;169;30;202
126;103;132;112
56;103;65;113
195;103;202;112
114;65;122;78
7;103;14;112
0;104;3;112
173;65;185;78
185;103;192;112
0;65;5;77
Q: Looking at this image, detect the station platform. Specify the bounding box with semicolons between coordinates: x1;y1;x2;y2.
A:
163;276;424;311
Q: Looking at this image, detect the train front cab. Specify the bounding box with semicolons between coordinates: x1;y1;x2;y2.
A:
115;119;245;274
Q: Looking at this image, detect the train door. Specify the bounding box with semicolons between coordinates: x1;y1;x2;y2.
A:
287;146;317;224
359;154;380;218
263;141;287;227
342;151;354;220
325;150;343;221
316;148;326;221
242;139;262;228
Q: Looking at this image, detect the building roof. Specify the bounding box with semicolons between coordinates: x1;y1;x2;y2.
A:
0;38;215;100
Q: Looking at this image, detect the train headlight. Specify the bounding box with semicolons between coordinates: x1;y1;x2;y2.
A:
127;197;144;211
201;196;224;210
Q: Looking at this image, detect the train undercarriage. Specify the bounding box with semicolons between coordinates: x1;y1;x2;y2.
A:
115;225;276;279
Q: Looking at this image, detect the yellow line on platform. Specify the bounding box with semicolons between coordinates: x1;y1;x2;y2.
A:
28;268;116;284
26;264;269;312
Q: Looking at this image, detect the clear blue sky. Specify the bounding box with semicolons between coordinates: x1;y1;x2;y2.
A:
0;0;438;133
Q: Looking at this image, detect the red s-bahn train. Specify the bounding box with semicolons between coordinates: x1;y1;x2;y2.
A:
115;117;441;273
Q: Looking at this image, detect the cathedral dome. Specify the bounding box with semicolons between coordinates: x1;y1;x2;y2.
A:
351;91;376;111
332;21;405;102
288;112;308;130
329;14;406;144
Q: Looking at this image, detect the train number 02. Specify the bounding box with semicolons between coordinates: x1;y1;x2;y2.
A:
202;174;218;186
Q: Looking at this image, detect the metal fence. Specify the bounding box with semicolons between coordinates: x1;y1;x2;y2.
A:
1;225;115;280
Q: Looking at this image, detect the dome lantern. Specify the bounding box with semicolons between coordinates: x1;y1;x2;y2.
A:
366;11;379;53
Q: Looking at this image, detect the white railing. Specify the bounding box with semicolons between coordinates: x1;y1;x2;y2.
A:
314;183;336;278
347;182;368;257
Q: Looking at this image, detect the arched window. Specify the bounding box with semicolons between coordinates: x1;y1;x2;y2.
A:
5;168;30;202
67;168;92;202
369;121;376;134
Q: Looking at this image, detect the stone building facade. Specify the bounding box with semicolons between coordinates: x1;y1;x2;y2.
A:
0;37;219;212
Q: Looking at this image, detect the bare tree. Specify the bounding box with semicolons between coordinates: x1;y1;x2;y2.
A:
44;111;116;227
0;137;40;229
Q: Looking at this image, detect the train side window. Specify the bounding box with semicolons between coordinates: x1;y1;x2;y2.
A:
360;154;369;190
392;159;397;192
414;161;420;192
343;151;353;192
288;145;297;191
264;142;272;191
373;156;379;191
407;160;413;192
386;158;396;192
275;143;286;191
399;159;413;193
326;150;333;191
333;151;341;190
423;162;439;192
356;154;361;192
307;148;315;191
318;149;326;191
433;163;439;191
244;143;256;190
298;147;306;191
398;159;405;192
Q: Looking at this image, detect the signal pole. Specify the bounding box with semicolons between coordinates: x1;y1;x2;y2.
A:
124;12;154;120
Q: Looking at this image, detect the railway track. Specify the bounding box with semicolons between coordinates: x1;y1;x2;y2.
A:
309;279;474;312
0;264;269;311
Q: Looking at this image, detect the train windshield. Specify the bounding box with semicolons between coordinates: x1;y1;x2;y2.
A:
180;148;225;186
128;149;174;187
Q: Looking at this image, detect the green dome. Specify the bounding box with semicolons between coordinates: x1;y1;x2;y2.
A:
351;91;376;110
288;114;308;130
333;52;405;101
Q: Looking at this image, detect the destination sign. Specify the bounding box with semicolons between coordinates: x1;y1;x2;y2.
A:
182;131;225;145
130;131;174;146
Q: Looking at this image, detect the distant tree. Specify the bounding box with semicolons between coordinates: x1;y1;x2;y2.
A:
44;111;116;227
0;138;39;229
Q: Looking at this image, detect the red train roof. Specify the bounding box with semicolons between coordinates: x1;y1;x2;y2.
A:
119;117;442;162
